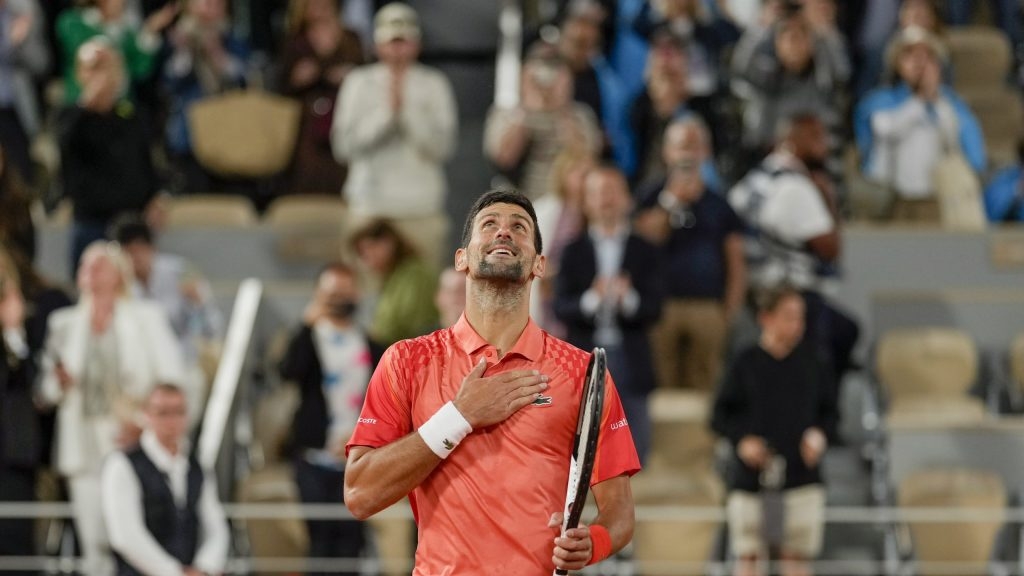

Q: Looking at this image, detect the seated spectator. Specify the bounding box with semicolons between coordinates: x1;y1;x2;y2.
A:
0;244;41;573
0;143;34;263
332;2;457;266
435;266;467;329
277;0;365;195
111;216;223;424
634;157;746;392
636;113;722;200
0;0;50;185
984;139;1024;223
58;39;162;277
38;241;185;576
629;27;719;185
350;218;437;345
731;0;849;164
55;0;177;104
554;166;662;463
102;383;229;576
484;41;602;200
557;10;631;170
854;25;985;222
279;262;383;576
711;285;838;576
729;112;858;380
632;0;742;98
163;0;249;194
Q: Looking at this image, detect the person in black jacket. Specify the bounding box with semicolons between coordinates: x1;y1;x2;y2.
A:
57;39;160;278
279;261;384;576
711;284;838;576
0;245;39;576
554;166;662;464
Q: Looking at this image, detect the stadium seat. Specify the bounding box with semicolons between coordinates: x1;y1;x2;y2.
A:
264;195;348;264
960;88;1023;168
264;194;347;227
165;194;259;228
946;26;1012;92
235;463;309;576
631;472;722;576
1011;333;1024;393
875;327;986;424
898;467;1006;576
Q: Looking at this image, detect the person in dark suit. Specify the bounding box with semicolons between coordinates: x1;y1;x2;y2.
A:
279;261;384;576
554;166;663;464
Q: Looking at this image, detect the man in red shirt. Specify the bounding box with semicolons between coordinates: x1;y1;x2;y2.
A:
345;189;640;574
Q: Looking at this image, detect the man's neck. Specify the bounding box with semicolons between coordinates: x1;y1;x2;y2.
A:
158;436;180;457
593;219;625;237
465;281;531;356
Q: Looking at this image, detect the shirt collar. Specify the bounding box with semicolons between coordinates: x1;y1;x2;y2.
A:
452;312;543;362
588;223;628;243
140;429;189;472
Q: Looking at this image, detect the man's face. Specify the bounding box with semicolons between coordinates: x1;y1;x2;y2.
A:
457;203;544;285
663;122;707;166
559;19;600;69
376;37;420;67
775;17;813;73
582;171;630;226
759;294;806;349
315;268;359;319
146;388;188;448
77;248;122;296
791;118;829;165
123;240;154;281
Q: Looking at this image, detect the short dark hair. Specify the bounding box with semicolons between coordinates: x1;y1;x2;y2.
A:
349;218;419;270
461;188;543;254
109;214;153;246
754;284;804;314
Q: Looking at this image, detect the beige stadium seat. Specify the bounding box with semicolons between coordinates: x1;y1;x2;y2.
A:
165;194;258;228
632;470;723;576
876;327;985;424
368;501;416;576
946;26;1012;92
235;463;309;576
899;468;1006;576
646;389;718;473
1010;334;1024;391
264;195;347;264
961;88;1023;168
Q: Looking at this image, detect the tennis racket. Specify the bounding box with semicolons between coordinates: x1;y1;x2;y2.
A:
554;347;607;576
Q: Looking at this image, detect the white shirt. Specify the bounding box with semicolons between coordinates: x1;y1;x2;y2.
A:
729;150;835;291
309;320;372;466
332;62;458;218
580;225;640;347
102;431;229;576
868;95;961;199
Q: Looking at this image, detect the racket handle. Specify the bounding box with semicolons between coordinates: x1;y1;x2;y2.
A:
554;570;568;575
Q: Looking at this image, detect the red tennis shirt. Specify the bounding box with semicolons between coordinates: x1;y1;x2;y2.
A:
347;314;641;575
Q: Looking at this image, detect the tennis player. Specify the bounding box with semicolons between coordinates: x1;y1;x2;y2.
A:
345;189;641;574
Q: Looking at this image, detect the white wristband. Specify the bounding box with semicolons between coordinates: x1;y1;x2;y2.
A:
418;401;472;459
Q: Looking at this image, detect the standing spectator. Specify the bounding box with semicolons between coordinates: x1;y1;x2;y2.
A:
110;216;223;425
0;245;39;576
636;114;723;199
38;241;184;576
277;0;364;195
55;0;177;104
854;26;985;222
634;157;746;392
484;42;602;200
279;262;384;576
554;166;662;463
102;383;229;576
0;0;50;185
332;2;457;266
711;285;838;576
632;0;742;98
731;1;850;164
163;0;249;194
58;40;161;277
0;143;35;263
350;218;437;346
729;112;858;381
435;266;467;330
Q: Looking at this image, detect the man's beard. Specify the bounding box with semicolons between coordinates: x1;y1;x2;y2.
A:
476;257;525;283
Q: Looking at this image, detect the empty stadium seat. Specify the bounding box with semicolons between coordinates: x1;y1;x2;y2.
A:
875;328;985;424
946;26;1012;92
631;472;722;576
235;464;309;576
165;194;259;228
960;88;1023;168
264;194;347;227
898;467;1006;576
264;195;348;264
1011;334;1024;390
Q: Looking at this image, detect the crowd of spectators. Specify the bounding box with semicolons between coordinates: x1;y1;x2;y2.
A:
0;0;1023;573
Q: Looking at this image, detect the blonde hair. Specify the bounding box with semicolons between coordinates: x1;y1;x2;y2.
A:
78;240;135;297
285;0;340;36
549;149;595;201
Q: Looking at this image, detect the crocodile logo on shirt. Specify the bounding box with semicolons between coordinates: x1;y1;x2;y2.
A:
532;394;553;406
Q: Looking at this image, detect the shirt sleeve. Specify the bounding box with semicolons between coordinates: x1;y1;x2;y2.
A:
346;344;414;455
102;453;185;576
193;468;230;574
591;374;641;485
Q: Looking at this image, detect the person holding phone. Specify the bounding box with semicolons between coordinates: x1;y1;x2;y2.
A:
278;262;384;575
345;189;640;574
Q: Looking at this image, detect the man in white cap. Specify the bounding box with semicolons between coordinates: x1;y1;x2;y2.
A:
332;2;458;267
854;25;986;222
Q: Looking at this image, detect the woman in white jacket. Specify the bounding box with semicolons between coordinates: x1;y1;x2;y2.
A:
38;240;184;576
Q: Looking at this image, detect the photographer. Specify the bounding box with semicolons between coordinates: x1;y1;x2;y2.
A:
278;262;384;575
484;41;602;200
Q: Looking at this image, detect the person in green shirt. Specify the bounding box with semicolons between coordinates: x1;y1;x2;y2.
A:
55;0;178;104
351;218;438;345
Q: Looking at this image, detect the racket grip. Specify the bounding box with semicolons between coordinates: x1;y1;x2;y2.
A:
554;570;568;575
